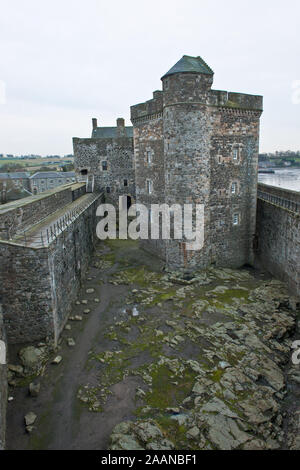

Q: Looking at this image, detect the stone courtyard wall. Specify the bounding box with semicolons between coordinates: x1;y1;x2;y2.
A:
0;193;103;344
256;183;300;298
0;305;7;450
0;184;78;239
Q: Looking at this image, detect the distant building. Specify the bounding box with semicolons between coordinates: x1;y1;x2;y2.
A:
0;172;32;203
29;171;76;194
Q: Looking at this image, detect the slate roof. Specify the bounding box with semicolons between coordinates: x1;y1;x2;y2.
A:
0;172;30;179
91;127;133;139
30;171;76;179
161;55;214;79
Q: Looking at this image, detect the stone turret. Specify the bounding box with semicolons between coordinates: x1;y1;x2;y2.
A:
161;56;214;267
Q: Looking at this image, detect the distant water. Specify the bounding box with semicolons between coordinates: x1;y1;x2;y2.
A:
258;168;300;192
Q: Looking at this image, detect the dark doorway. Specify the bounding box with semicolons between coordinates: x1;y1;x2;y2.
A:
81;169;88;176
126;196;132;209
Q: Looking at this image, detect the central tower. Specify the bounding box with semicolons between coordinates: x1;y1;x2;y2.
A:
131;55;262;270
161;55;214;268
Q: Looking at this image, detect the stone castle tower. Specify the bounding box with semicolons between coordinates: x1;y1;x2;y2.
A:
131;55;263;269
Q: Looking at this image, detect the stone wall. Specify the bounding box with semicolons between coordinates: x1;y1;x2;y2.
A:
73;120;135;206
0;305;7;450
0;184;85;240
0;193;103;344
131;62;262;270
0;243;52;343
48;194;102;340
256;183;300;298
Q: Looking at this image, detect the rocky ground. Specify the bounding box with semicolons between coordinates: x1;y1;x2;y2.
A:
5;239;300;450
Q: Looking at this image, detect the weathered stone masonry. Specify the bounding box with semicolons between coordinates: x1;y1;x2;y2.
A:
0;192;103;344
131;55;263;270
0;305;7;450
0;185;75;240
73;118;135;206
256;183;300;297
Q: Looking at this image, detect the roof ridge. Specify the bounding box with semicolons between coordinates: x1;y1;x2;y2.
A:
161;55;214;79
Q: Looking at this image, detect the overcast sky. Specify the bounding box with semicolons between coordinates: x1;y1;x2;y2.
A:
0;0;299;155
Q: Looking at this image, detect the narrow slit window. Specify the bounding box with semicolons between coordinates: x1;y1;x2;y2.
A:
102;161;108;171
233;213;240;226
147;180;152;195
231;182;237;194
124;179;128;187
233;148;239;161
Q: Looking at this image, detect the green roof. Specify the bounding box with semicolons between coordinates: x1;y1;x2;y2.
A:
161;55;214;79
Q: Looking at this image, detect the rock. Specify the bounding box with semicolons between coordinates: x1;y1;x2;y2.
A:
8;364;24;377
291;375;300;385
146;439;175;450
135;421;163;443
155;330;164;337
136;388;146;398
75;301;81;305
74;315;83;321
26;425;35;434
52;356;62;365
166;407;180;414
204;414;250;450
186;426;199;439
25;412;37;426
29;382;40;397
201;398;239;419
94;298;100;303
19;346;46;374
65;324;71;330
192;382;206;395
83;309;91;314
86;288;95;294
110;435;144;450
243;439;266;450
81;300;88;305
219;361;230;369
7;396;14;402
67;338;75;347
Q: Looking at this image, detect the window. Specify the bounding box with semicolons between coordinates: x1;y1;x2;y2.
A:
147;180;152;195
147;151;152;165
106;187;111;193
124;179;128;187
233;213;240;226
164;79;169;90
231;182;237;194
102;161;108;171
81;169;88;175
233;148;239;161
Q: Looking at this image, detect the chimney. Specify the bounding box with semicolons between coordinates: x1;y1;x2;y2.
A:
92;118;98;130
117;118;125;127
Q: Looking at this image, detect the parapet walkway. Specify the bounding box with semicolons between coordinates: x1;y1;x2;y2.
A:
12;192;101;248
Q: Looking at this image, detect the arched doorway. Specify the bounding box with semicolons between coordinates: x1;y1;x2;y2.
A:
126;195;132;209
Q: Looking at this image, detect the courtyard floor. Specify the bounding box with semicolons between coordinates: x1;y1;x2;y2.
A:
6;239;300;450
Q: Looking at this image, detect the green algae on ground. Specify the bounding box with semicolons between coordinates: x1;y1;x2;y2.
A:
143;364;197;410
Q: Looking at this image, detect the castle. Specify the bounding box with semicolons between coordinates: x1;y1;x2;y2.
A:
73;55;263;270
